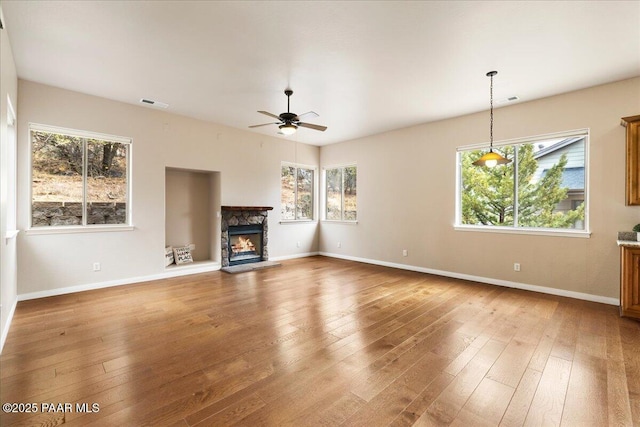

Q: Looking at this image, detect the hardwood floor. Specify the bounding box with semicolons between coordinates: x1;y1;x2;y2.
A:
1;256;639;426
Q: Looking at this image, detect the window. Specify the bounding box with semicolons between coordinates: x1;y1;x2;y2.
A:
456;130;588;234
325;165;357;221
281;164;314;220
30;124;131;228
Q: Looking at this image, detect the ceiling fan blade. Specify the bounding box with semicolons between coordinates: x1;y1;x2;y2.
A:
297;111;319;120
298;122;327;132
258;110;281;120
249;122;279;128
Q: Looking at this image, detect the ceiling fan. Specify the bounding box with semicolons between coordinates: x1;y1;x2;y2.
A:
249;89;327;136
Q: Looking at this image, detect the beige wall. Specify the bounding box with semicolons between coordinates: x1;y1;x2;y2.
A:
0;5;19;350
12;75;640;302
320;77;640;300
16;80;320;296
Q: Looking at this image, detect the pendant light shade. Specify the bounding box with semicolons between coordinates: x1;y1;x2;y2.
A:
473;71;511;168
472;149;511;167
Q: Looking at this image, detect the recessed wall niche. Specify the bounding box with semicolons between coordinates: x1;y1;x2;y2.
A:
165;167;221;268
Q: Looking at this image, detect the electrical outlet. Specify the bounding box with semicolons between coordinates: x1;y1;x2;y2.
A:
402;249;408;257
188;243;196;251
296;241;300;248
514;263;521;272
93;262;101;272
337;242;342;248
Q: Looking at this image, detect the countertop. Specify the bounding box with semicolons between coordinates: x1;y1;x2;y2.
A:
618;240;640;247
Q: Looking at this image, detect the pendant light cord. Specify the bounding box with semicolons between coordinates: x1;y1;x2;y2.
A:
489;72;494;148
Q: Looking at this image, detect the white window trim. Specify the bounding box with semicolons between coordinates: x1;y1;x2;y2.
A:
323;163;358;223
29;123;132;145
454;224;591;238
5;95;18;238
27;123;133;232
24;225;135;235
279;220;317;225
456;128;589;152
321;220;359;225
280;161;317;222
455;128;590;237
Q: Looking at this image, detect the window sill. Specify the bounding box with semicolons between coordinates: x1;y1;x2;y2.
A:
4;229;19;244
25;225;135;235
279;220;317;225
454;225;591;238
4;229;19;239
321;220;359;225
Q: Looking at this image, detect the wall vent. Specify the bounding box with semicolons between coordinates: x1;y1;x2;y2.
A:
139;98;169;108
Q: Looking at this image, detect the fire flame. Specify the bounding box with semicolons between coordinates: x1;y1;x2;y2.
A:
232;236;256;254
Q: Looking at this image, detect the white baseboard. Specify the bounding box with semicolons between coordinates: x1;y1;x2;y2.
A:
270;251;320;261
18;262;221;301
319;252;619;306
16;251;619;307
18;254;321;301
0;299;18;354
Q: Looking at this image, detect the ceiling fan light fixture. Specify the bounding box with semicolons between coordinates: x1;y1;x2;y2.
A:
249;89;326;135
279;123;297;135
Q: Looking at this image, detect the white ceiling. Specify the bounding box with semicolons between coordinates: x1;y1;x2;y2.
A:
2;1;639;146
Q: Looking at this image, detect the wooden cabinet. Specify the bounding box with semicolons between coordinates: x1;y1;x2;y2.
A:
622;115;640;205
621;245;640;319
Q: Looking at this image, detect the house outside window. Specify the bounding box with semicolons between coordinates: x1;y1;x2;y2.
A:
325;165;357;221
30;124;131;229
456;129;588;235
281;163;315;221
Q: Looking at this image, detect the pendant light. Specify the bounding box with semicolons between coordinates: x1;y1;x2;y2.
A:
473;71;511;167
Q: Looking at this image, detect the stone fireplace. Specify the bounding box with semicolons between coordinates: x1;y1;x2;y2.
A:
221;206;272;267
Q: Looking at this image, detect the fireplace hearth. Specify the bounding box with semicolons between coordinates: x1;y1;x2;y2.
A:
221;206;272;267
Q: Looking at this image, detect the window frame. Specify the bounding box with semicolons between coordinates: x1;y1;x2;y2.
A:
455;129;590;238
27;123;133;234
323;163;358;223
280;162;317;223
5;95;18;241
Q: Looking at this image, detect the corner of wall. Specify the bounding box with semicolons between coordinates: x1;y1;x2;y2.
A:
0;299;17;353
0;2;20;354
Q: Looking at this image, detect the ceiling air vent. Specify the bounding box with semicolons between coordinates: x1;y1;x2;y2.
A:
139;98;169;108
496;96;519;104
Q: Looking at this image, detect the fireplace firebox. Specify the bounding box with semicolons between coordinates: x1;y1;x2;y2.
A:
228;224;263;265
